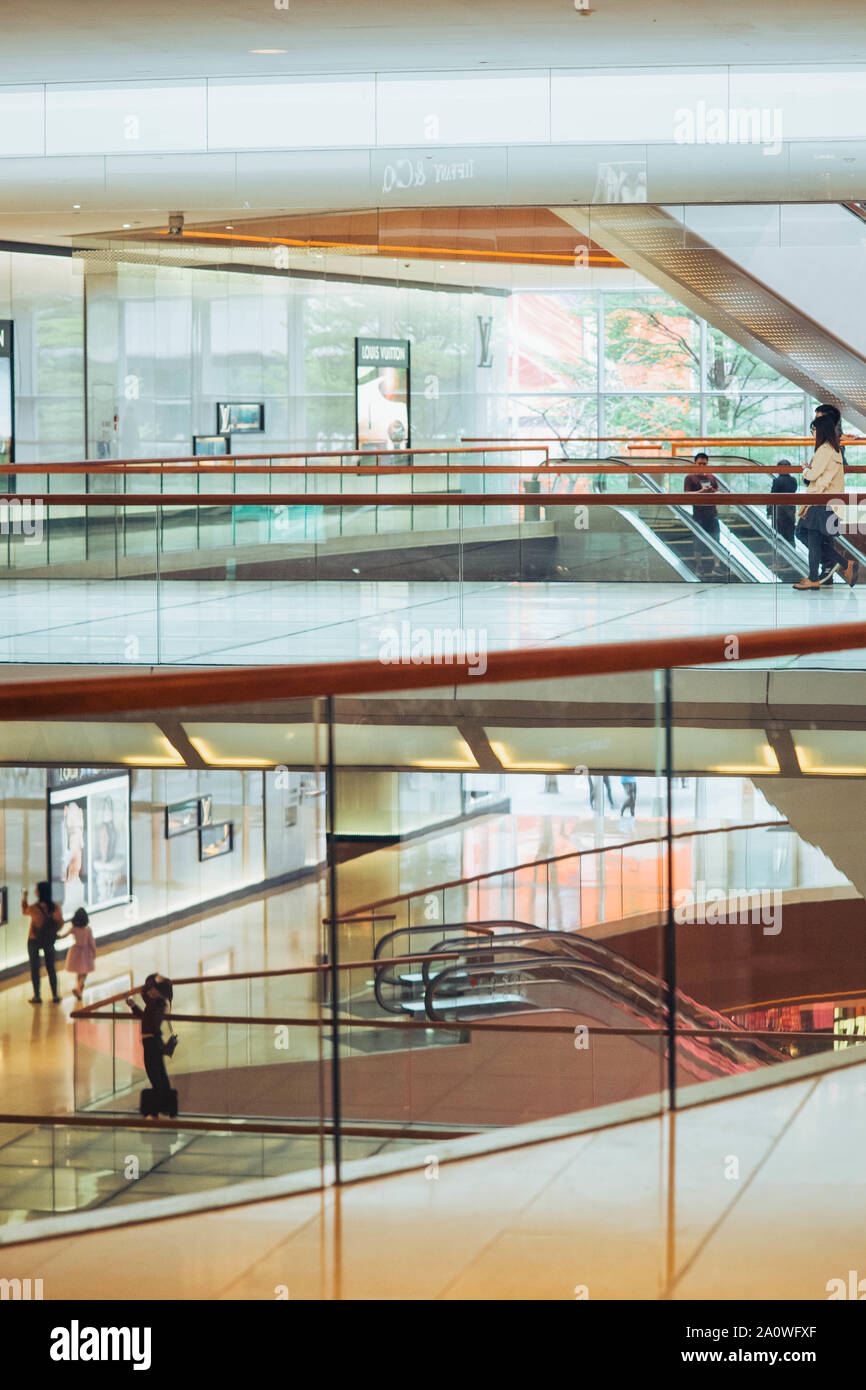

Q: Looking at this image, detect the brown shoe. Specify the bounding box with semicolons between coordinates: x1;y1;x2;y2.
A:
843;558;860;587
793;578;822;590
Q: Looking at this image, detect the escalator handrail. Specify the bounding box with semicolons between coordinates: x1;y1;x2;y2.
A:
623;462;763;583
371;923;533;1014
423;952;784;1064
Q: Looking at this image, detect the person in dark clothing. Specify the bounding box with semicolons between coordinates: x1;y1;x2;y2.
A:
683;452;721;576
126;974;174;1117
768;461;798;545
620;776;637;818
22;881;63;1004
587;774;615;812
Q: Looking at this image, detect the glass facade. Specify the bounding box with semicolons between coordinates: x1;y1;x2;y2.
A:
0;244;833;467
508;286;815;458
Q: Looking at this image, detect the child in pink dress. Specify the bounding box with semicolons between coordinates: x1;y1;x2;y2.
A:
60;907;96;1000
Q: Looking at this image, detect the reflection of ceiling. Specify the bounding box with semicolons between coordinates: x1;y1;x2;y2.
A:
114;208;624;272
5;1;865;84
0;706;862;776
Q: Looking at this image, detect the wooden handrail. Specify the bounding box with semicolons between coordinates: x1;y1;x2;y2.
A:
10;490;866;505
4;461;832;474
333;820;789;919
464;434;866;447
0;618;864;718
71;950;466;1013
0;1111;476;1139
4;443;547;471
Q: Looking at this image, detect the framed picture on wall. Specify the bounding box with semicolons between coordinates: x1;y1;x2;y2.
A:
0;887;7;926
192;434;229;456
164;799;200;838
199;821;233;861
47;771;132;916
216;403;264;434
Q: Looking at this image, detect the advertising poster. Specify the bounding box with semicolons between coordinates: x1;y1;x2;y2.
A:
193;434;229;456
49;772;131;915
0;319;13;472
355;337;410;450
199;821;233;861
216;403;264;434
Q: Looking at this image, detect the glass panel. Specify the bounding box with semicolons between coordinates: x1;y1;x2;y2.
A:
671;666;866;1102
332;667;668;1172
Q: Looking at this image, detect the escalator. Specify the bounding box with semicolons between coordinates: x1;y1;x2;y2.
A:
713;466;863;583
611;460;771;583
617;458;859;584
372;922;787;1079
712;471;805;583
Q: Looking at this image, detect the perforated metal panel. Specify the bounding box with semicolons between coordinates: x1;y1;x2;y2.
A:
557;204;866;430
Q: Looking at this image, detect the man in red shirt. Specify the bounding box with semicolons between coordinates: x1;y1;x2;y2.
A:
683;451;721;577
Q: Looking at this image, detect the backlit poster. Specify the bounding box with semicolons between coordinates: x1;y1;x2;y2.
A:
48;772;132;915
355;337;410;450
0;320;13;472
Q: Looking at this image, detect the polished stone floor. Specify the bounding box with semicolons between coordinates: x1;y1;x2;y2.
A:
3;1056;865;1299
0;579;862;667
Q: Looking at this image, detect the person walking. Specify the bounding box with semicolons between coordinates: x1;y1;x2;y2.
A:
793;412;859;590
58;907;96;1001
620;776;637;818
587;774;615;812
22;882;63;1004
126;974;177;1118
767;461;798;545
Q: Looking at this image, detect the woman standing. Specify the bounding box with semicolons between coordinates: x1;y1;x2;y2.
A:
126;974;177;1119
59;907;96;1001
22;882;63;1004
793;412;859;590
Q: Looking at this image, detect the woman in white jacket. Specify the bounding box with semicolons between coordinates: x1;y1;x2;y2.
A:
793;412;859;590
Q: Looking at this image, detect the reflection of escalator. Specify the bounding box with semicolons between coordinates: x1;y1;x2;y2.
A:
373;922;786;1077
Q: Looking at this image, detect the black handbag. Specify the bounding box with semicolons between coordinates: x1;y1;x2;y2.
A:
162;1018;179;1058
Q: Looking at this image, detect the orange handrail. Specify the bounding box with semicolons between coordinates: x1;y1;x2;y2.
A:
15;491;866;505
464;434;866;447
335;820;789;919
4;461;824;474
4;443;548;472
0;618;863;718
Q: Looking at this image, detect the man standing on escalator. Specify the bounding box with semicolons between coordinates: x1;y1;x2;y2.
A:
684;451;721;578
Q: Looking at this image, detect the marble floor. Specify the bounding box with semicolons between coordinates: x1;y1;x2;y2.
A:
0;578;862;667
3;1056;865;1299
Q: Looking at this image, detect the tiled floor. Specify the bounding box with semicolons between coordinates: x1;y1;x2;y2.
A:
0;578;862;667
3;1058;864;1300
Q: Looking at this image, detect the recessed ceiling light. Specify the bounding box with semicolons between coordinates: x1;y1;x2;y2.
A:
73;204;81;209
122;223;131;229
250;48;285;53
225;224;234;230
